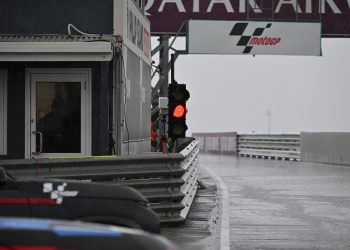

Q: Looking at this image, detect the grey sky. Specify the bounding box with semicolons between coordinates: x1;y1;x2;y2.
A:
159;38;350;134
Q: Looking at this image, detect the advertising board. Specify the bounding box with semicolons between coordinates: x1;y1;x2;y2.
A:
187;20;321;56
145;0;350;37
123;0;152;65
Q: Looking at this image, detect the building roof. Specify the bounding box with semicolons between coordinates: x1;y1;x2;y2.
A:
0;34;116;62
0;34;108;42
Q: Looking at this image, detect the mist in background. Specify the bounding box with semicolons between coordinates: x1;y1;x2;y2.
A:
152;38;350;135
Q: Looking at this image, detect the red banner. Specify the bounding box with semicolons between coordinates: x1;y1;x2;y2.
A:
145;0;350;37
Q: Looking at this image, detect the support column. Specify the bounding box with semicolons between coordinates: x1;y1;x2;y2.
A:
157;36;170;152
159;36;169;97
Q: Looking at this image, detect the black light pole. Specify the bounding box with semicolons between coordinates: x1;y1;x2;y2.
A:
171;53;175;84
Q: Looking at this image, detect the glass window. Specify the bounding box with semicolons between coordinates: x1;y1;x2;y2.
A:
0;70;7;155
36;82;81;153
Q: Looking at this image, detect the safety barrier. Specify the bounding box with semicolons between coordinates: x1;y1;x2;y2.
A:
238;134;300;160
0;139;200;224
301;132;350;166
192;132;237;155
178;139;199;220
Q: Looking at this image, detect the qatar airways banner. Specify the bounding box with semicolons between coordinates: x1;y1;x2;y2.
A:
145;0;350;36
187;21;321;56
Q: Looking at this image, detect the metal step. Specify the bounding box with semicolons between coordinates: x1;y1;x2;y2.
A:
116;178;184;189
143;191;184;202
151;202;185;213
160;215;184;225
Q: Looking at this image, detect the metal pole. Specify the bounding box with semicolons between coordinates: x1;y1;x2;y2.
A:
159;36;169;97
268;113;271;134
266;109;271;134
171;54;175;83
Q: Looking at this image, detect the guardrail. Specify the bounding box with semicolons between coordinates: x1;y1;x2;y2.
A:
0;139;200;224
178;139;199;220
237;134;300;160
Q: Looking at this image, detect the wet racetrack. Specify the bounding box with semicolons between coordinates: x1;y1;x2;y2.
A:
164;154;350;250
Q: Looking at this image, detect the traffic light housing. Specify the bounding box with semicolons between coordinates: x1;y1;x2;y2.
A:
168;83;190;139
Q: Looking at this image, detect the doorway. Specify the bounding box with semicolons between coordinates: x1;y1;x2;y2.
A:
25;69;91;159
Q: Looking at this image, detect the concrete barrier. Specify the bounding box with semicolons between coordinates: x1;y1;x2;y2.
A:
301;132;350;166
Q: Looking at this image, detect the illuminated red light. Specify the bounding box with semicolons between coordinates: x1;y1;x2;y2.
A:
173;105;186;118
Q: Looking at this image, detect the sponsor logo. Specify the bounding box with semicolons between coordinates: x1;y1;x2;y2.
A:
43;183;78;204
229;23;282;54
127;4;151;61
145;0;348;15
249;37;281;46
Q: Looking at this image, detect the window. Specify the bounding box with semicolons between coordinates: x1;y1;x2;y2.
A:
0;70;7;155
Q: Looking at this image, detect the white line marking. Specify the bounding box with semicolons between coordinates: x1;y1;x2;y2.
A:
203;166;230;250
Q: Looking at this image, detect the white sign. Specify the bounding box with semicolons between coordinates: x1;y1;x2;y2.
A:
125;0;151;65
187;20;321;56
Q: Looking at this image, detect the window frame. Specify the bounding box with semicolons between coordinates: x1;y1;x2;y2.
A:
0;70;7;155
25;68;92;159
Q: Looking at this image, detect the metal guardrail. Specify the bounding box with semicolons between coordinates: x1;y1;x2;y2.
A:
178;139;199;220
0;139;200;224
238;134;300;160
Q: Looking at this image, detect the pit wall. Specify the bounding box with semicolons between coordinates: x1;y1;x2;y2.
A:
301;132;350;166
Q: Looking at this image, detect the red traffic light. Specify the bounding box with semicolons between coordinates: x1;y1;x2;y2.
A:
168;83;189;139
173;104;187;118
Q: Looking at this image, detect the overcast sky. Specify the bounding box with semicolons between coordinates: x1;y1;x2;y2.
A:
152;38;350;135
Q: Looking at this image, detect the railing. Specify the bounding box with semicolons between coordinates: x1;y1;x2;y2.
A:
238;134;300;160
0;139;200;224
192;132;300;160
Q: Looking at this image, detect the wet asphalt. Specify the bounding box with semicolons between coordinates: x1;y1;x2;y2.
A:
163;154;350;250
161;168;220;250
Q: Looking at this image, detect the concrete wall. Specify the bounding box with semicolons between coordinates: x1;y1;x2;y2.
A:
301;132;350;166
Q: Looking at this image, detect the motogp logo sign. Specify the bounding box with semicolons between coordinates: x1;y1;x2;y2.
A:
187;20;321;56
229;22;282;54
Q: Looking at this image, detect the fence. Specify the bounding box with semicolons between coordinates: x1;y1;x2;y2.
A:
0;139;200;224
193;132;300;161
192;132;237;155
